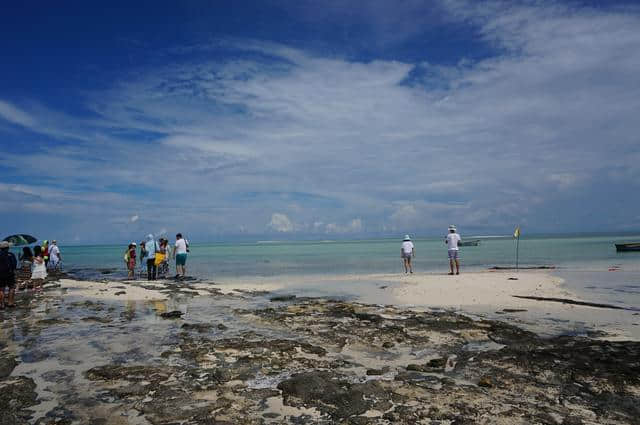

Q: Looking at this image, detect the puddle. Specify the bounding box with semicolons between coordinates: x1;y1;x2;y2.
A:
463;340;506;352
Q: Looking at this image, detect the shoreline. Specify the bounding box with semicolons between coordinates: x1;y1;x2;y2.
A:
1;271;639;423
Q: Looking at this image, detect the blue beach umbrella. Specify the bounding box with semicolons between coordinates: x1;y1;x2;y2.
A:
3;234;38;246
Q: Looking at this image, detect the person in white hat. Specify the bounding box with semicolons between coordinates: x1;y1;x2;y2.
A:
445;225;461;275
401;235;415;274
48;240;62;271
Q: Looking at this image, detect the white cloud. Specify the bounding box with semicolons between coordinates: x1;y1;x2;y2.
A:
390;204;419;225
0;100;36;128
268;213;294;232
325;218;363;234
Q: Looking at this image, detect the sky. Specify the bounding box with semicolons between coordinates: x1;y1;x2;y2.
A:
1;0;640;244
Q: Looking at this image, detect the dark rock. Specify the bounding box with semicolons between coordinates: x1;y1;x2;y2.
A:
160;310;184;319
382;341;394;349
36;317;71;326
366;369;384;376
114;291;126;296
81;316;112;323
353;312;383;322
181;323;214;332
0;355;18;378
406;357;446;373
428;357;447;368
277;371;371;418
0;376;38;425
478;376;493;388
85;365;171;382
270;295;297;302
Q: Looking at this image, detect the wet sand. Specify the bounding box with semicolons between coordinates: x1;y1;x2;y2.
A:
1;271;639;424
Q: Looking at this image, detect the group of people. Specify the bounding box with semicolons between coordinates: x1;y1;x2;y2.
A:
0;239;62;309
400;225;462;275
124;233;189;280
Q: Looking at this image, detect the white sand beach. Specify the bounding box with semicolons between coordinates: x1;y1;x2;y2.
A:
387;270;571;308
213;269;569;307
57;278;168;301
208;269;640;340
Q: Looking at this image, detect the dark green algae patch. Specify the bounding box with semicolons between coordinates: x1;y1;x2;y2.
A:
0;277;639;424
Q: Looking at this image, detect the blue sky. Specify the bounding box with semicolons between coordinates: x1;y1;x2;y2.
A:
1;0;640;244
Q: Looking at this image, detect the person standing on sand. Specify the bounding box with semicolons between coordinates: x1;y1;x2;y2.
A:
139;241;148;278
31;245;47;291
445;225;461;275
173;233;188;279
125;243;136;280
18;247;34;286
0;241;18;309
145;234;158;281
42;240;49;268
48;240;62;271
401;235;415;274
157;239;170;278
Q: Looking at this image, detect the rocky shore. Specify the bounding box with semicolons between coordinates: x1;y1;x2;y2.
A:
1;275;639;424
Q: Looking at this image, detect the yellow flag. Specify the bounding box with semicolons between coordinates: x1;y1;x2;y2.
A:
514;226;520;238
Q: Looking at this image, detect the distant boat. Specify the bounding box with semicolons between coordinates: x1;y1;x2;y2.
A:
615;242;640;252
459;239;481;247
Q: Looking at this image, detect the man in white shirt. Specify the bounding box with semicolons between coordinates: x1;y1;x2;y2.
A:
174;233;189;278
445;225;461;275
401;235;415;274
48;240;62;271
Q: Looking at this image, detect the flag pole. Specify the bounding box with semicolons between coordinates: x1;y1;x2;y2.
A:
516;233;519;270
513;226;520;271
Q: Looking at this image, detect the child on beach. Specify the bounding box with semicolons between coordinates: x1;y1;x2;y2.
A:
401;235;415;274
156;239;170;279
31;245;47;291
125;243;136;280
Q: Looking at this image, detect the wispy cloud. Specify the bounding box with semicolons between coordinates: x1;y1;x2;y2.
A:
0;100;36;128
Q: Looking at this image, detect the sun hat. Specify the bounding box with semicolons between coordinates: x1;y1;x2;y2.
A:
132;242;137;246
0;241;10;248
403;235;411;241
448;225;457;231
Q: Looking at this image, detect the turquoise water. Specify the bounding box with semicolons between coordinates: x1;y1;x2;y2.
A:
27;234;640;280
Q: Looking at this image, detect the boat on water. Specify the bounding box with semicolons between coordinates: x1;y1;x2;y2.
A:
615;242;640;252
459;239;481;247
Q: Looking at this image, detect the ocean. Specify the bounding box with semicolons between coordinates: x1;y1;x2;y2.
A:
51;234;639;276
